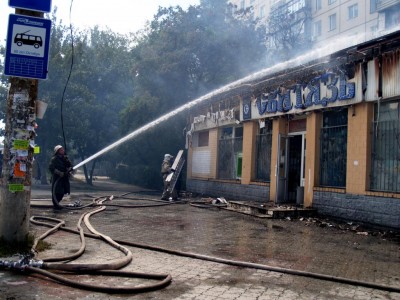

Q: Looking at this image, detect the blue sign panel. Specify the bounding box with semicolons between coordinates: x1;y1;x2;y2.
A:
9;0;52;13
4;14;51;80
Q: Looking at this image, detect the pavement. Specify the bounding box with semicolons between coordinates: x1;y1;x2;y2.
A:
1;176;400;300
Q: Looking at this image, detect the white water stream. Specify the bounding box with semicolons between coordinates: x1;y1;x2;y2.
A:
73;31;391;170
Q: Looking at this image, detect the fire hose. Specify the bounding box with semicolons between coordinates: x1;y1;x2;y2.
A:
2;190;399;294
51;176;184;209
28;195;400;294
1;196;172;294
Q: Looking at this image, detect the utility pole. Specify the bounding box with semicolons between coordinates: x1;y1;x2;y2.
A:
0;8;43;244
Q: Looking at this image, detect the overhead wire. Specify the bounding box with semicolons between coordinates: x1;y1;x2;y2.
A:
60;0;75;153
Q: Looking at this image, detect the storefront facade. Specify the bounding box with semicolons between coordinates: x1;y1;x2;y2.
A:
186;32;400;229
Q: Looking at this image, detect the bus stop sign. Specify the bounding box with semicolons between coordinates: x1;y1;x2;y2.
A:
4;14;51;80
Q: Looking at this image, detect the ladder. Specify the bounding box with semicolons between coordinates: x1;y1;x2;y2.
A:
166;150;185;193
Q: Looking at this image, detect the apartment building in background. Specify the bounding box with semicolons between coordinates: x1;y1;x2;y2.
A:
231;0;277;21
230;0;400;47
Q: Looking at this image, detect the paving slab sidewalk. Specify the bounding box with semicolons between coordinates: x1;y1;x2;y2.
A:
1;178;399;300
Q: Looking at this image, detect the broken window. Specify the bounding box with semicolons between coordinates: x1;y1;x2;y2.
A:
255;121;272;182
371;100;400;192
218;126;243;180
320;109;348;188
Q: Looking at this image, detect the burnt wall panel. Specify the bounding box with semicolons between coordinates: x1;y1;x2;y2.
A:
382;50;400;99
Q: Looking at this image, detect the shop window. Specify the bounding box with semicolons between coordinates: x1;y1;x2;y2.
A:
255;121;272;182
220;127;233;139
320;109;348;188
371;101;400;192
218;126;243;180
198;131;209;147
235;126;243;138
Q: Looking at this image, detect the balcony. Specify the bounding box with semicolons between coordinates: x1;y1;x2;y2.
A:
377;0;400;11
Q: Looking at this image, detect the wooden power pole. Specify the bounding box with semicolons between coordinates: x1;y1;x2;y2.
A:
0;9;43;244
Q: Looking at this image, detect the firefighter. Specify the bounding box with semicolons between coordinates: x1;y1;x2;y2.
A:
161;154;178;200
49;145;72;209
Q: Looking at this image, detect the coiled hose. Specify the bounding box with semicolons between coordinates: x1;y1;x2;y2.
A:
14;196;172;293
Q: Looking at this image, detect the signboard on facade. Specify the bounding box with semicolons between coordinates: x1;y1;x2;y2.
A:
242;73;357;121
4;14;51;79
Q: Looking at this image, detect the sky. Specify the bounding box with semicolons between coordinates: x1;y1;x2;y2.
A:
0;0;200;45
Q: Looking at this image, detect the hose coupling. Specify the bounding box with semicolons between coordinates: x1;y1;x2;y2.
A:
0;259;25;270
28;259;44;268
0;257;43;270
67;199;82;207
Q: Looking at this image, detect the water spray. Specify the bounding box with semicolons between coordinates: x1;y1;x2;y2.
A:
73;32;385;171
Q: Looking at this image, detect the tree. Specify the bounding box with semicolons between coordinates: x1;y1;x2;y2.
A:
117;0;268;189
266;0;312;62
36;20;133;184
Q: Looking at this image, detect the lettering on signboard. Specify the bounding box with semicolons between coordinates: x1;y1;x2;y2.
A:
253;73;355;117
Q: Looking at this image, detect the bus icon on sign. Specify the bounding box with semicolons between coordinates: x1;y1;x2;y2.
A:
14;31;43;48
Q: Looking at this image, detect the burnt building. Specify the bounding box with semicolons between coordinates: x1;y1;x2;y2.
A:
185;31;400;229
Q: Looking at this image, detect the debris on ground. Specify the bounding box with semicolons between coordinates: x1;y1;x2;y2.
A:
298;217;400;242
201;197;228;205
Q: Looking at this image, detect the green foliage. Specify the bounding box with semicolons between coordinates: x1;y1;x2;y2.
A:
266;2;312;61
118;0;267;189
0;1;267;190
36;19;133;184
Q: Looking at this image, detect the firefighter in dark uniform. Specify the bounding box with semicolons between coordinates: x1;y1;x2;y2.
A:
161;154;178;200
49;145;72;208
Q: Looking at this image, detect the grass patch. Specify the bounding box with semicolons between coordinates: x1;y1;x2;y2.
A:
35;240;52;252
0;233;52;256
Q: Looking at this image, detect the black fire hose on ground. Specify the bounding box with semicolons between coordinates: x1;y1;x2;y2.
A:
30;212;400;294
1;196;172;294
51;177;186;210
23;185;400;294
23;267;172;293
51;176;95;210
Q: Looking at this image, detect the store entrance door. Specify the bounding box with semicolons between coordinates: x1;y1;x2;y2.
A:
287;133;306;203
276;133;306;204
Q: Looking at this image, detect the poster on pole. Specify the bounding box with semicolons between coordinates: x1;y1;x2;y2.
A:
4;14;51;80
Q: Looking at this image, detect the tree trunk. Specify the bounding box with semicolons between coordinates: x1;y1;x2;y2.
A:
36;154;48;185
82;164;92;185
89;160;97;184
